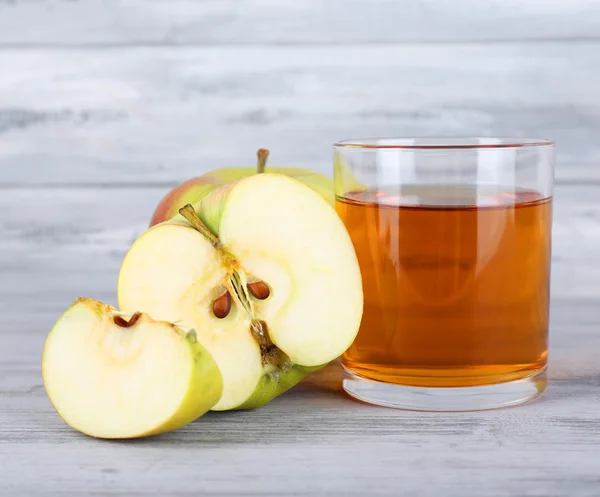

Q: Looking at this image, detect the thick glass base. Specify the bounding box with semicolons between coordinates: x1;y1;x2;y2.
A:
342;366;547;411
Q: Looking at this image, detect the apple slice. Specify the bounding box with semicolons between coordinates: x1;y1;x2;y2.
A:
42;298;223;439
118;173;363;410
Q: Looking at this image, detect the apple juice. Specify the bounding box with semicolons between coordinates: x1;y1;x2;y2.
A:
336;185;552;388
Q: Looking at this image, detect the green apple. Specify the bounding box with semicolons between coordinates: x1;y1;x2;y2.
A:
119;173;363;410
42;298;223;439
333;152;368;197
150;149;334;226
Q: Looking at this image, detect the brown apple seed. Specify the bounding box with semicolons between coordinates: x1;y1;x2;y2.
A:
212;290;232;319
113;312;142;328
247;281;270;300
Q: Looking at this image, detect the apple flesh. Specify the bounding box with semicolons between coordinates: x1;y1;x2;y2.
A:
119;173;363;410
150;149;334;226
42;298;223;439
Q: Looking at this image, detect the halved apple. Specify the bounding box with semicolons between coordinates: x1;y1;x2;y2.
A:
118;173;363;410
42;298;223;439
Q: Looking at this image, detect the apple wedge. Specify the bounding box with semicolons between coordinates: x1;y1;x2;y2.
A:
118;173;363;410
42;298;223;439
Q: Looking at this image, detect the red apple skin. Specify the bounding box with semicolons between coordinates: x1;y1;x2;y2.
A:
150;175;221;227
150;167;334;227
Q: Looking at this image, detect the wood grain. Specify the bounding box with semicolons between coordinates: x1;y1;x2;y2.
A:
1;0;600;46
0;43;599;186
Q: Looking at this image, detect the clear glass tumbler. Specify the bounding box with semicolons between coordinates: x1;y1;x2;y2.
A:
334;137;554;411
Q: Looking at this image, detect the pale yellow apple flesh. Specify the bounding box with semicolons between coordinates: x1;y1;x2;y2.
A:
119;174;363;410
42;298;223;439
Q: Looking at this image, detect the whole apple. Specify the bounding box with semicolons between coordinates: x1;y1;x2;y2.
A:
150;149;334;226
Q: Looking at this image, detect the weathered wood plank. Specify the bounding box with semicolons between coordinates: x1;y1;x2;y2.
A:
0;43;598;185
1;423;598;497
1;0;600;45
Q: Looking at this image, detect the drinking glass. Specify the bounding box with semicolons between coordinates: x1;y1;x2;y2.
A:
334;137;554;411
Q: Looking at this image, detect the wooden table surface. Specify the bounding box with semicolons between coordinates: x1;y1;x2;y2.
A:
1;1;600;495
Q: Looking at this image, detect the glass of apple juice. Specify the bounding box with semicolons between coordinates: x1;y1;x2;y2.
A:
334;137;554;411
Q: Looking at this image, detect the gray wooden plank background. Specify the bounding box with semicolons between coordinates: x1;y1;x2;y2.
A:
2;0;600;44
1;1;600;495
1;44;600;184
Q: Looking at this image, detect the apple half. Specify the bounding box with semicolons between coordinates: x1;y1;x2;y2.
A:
42;298;223;439
119;173;363;410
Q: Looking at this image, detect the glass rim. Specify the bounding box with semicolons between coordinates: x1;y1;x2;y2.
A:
333;136;555;150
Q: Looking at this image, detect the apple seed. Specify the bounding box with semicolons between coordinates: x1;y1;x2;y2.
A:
113;312;142;328
247;281;270;300
212;290;232;319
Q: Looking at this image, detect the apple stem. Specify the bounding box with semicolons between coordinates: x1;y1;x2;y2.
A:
256;148;269;174
179;204;221;249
